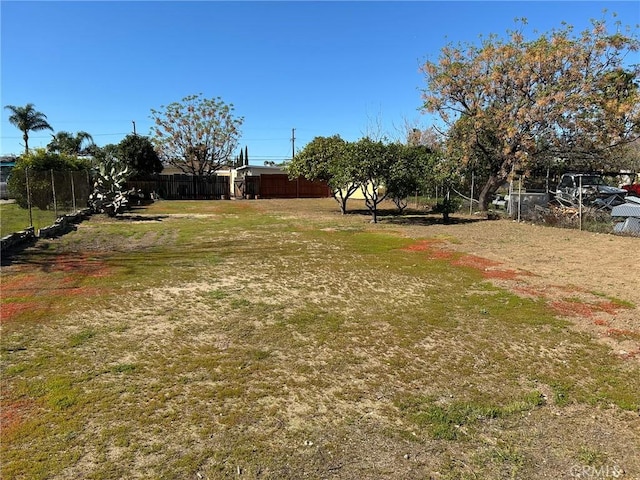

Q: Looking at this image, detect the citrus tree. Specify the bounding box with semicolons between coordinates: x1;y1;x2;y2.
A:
286;135;360;214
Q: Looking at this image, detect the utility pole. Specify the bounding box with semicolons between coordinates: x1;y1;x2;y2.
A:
132;120;137;135
292;128;298;198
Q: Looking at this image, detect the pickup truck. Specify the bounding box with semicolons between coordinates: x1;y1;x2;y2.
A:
555;173;627;207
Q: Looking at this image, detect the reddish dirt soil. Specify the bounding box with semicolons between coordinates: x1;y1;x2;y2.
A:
401;218;640;362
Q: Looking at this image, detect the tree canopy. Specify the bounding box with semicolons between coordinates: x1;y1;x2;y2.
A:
285;135;359;214
421;16;640;210
386;144;433;213
288;135;442;222
7;148;90;209
47;131;95;156
116;134;163;177
349;137;394;223
150;94;244;176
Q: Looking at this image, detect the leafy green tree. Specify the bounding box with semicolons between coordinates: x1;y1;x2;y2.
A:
386;144;433;213
150;94;244;176
443;114;506;205
86;143;118;167
285;135;359;214
350;138;395;224
421;16;640;210
4;103;53;154
429;154;464;223
116;134;163;177
47;131;95;156
7;148;89;209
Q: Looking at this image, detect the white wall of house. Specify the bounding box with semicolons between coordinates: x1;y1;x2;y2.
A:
342;182;386;200
159;164;288;197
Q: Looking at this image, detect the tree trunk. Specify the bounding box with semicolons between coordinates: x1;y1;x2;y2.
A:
333;191;348;214
23;132;29;155
477;174;506;211
340;196;347;215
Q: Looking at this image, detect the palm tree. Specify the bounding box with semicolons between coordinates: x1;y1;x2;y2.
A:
47;131;95;156
4;103;54;155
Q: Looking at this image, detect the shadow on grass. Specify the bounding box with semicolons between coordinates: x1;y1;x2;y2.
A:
111;206;167;223
113;214;167;222
345;208;487;226
0;237;39;267
381;215;485;226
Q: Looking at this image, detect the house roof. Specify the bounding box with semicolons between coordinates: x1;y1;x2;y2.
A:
236;165;285;173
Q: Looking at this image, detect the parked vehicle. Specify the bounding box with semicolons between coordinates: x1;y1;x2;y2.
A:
555;173;627;208
491;193;508;209
0;156;16;200
622;183;640;197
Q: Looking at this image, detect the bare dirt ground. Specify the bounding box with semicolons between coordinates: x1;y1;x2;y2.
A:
2;199;639;479
260;198;640;362
400;217;640;361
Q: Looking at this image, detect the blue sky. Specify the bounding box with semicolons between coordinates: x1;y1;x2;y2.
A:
1;1;638;162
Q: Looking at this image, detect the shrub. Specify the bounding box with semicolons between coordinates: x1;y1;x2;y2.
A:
7;149;90;209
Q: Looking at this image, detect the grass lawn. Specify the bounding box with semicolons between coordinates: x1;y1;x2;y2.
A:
0;202;59;238
1;199;638;479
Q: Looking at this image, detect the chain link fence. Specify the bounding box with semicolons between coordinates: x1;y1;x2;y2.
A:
3;168;92;234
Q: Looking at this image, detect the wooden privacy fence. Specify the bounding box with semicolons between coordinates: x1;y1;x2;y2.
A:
239;174;331;198
126;175;230;200
128;174;330;200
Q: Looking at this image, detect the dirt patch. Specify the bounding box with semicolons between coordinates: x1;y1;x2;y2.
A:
256;200;640;362
1;200;638;479
0;398;36;439
399;217;640;362
1;253;112;324
0;302;34;323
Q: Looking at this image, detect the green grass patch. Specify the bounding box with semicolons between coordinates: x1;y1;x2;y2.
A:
110;363;137;374
68;328;97;347
396;392;546;440
1;199;638;479
0;202;58;237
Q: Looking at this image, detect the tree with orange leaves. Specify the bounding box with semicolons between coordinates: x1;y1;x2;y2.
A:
421;15;639;210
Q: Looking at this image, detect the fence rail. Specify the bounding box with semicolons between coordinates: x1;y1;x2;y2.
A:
1;168;92;237
126;175;230;200
234;174;331;199
129;173;331;200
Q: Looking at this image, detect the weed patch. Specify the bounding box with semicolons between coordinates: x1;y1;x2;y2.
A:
1;199;638;479
396;392;545;440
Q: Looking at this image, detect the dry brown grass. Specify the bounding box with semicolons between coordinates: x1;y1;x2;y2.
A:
1;198;638;479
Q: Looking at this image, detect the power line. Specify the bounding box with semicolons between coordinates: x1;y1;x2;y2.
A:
1;132;131;140
1;133;295;141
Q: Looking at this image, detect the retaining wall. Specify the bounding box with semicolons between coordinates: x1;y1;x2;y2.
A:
1;208;92;253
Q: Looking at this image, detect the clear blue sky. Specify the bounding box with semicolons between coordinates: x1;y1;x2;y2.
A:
1;1;638;162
